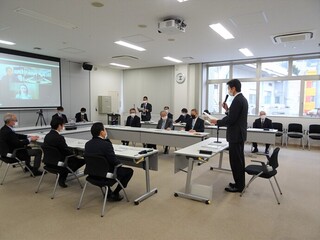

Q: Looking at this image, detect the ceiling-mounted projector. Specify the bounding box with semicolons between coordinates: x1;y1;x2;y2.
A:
158;18;186;34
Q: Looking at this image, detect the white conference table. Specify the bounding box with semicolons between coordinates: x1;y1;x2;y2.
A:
34;134;159;205
174;137;229;204
104;125;209;148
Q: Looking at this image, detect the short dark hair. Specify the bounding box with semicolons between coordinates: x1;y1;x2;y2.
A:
50;117;64;130
203;109;210;114
129;108;136;112
164;106;169;110
91;122;105;137
80;107;86;112
227;79;241;92
57;106;64;111
191;108;198;114
143;96;148;100
181;108;188;113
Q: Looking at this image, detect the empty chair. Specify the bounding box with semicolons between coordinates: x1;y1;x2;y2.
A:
307;124;320;150
286;123;304;149
77;154;129;217
272;122;284;146
35;145;83;199
0;147;35;185
240;147;282;204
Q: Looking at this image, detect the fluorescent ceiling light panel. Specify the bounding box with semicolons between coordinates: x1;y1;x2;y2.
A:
239;48;254;57
209;23;234;39
114;41;146;51
0;39;16;45
14;8;78;30
163;56;182;63
110;63;131;68
177;0;189;2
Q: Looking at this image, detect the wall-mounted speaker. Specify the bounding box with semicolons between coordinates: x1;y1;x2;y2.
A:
82;62;93;71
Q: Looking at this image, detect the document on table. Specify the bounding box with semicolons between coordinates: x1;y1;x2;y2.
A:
203;112;218;120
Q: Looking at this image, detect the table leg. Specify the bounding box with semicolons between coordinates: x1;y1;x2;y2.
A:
210;151;231;172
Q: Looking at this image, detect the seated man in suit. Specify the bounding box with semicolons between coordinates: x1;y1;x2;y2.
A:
174;108;191;123
147;111;173;153
185;109;205;132
122;108;141;145
252;111;273;154
43;117;85;188
85;122;134;201
164;106;173;119
0;113;43;176
52;106;68;123
75;107;89;122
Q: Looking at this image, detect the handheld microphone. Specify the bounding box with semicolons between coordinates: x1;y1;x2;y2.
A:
223;94;229;103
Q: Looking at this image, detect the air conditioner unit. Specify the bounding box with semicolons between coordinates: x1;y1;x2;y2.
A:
272;32;313;44
158;19;186;34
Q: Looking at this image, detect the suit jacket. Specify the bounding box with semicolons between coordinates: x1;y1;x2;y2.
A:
140;102;152;121
217;93;248;143
43;129;73;161
185;117;205;132
125;115;141;127
52;113;68;123
84;137;121;172
167;112;173;120
75;112;88;122
0;125;29;160
156;118;173;130
175;114;191;123
253;117;272;129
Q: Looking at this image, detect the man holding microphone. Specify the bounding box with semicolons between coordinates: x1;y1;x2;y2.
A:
210;79;248;193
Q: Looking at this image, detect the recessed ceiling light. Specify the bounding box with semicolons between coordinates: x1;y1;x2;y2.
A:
168;38;175;41
0;39;16;45
91;2;104;7
110;63;131;68
163;56;182;63
114;41;146;51
138;24;147;28
209;23;234;40
239;48;254;57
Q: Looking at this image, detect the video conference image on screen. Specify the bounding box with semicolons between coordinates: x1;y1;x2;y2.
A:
0;50;61;109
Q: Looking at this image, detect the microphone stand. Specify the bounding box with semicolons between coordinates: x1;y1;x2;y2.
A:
214;125;222;143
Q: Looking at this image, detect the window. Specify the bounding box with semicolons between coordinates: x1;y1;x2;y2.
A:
233;63;257;79
261;61;288;77
292;58;320;76
207;84;220;113
208;65;229;79
303;80;320;117
259;80;301;116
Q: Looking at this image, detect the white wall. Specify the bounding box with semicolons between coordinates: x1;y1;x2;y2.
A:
90;66;123;124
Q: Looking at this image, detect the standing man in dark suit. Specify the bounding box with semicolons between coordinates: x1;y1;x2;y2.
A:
122;108;141;145
185;109;205;132
252;111;273;154
52;106;68;123
0;113;43;176
139;96;152;121
164;106;173;120
75;107;89;122
174;108;191;123
211;79;248;193
85;122;134;201
43;117;85;188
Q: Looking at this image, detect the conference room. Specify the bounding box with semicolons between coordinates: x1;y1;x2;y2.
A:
0;0;319;240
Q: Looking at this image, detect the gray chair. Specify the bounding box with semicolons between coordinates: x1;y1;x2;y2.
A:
307;124;320;150
77;154;129;217
35;145;83;199
241;147;282;204
0;148;35;185
286;123;304;149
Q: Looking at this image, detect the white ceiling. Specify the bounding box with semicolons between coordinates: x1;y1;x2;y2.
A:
0;0;319;69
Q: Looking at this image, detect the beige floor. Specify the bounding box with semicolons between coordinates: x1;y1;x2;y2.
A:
0;142;319;240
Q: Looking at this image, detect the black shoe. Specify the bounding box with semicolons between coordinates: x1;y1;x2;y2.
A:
265;150;269;155
31;170;43;177
108;192;123;202
58;181;68;188
251;148;258;153
225;186;243;193
229;182;236;188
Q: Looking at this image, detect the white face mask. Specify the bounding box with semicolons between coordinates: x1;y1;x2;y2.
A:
165;109;169;113
81;112;85;115
14;121;19;127
260;115;266;120
162;116;167;120
228;90;234;97
182;113;186;116
143;100;147;104
130;113;136;117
